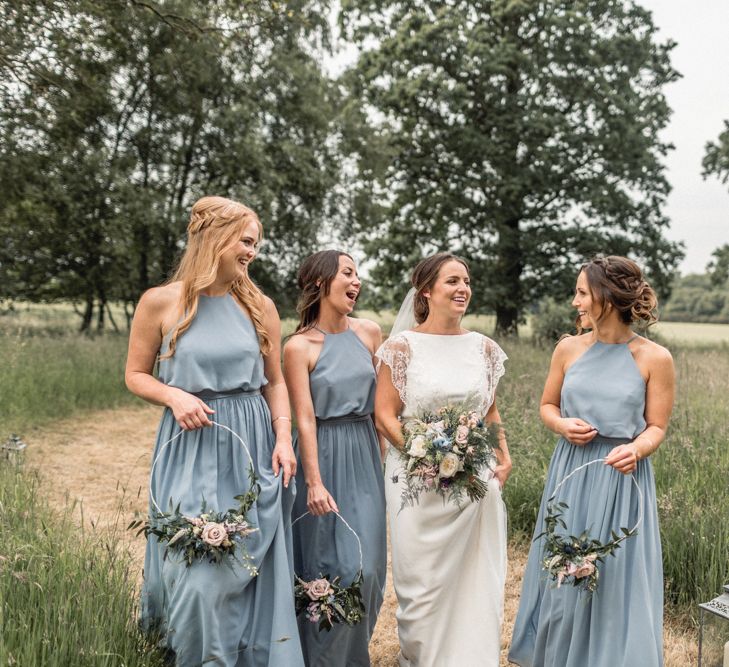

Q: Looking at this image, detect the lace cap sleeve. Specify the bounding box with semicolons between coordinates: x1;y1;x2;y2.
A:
481;336;508;409
375;333;411;405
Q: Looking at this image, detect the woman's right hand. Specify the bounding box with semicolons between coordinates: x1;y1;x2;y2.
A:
307;482;339;516
556;417;597;446
167;388;215;430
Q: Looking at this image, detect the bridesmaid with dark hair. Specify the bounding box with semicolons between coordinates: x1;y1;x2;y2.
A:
283;250;387;667
509;255;675;667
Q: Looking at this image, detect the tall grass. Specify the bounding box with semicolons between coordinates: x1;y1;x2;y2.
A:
498;340;729;619
2;303;727;620
0;461;165;666
0;333;136;435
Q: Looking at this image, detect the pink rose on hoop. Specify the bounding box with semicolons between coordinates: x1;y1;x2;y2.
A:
201;522;227;547
304;578;334;601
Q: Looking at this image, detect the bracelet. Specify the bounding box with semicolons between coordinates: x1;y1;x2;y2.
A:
635;436;655;459
637;436;654;450
272;416;292;424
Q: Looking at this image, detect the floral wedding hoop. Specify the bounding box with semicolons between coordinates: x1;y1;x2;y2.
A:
292;511;366;632
537;458;643;594
129;421;260;573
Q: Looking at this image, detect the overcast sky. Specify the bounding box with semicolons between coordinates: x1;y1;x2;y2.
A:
327;2;729;275
641;0;729;274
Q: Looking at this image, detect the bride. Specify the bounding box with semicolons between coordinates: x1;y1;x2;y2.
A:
374;252;511;667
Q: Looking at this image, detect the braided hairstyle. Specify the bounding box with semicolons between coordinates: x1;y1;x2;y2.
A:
578;255;658;333
162;196;272;359
411;252;470;324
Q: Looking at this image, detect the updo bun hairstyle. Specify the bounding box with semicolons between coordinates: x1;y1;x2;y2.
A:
578;255;658;334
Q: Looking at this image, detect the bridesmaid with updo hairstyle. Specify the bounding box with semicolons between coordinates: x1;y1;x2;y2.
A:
126;196;303;666
509;255;676;667
284;250;386;666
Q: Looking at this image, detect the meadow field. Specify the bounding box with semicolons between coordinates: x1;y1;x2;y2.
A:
1;301;727;664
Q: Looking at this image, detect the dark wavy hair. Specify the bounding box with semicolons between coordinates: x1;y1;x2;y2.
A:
411;252;470;324
578;255;658;333
293;249;354;334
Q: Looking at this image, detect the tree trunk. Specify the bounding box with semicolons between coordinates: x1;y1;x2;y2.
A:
79;294;93;334
96;293;106;333
493;216;523;338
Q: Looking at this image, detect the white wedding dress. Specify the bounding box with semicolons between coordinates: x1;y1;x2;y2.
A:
377;330;508;667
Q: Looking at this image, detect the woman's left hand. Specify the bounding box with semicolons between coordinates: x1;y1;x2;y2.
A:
272;441;297;488
605;443;639;475
493;459;512;490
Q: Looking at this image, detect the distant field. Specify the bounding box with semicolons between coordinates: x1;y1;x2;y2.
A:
655;321;729;345
5;300;729;344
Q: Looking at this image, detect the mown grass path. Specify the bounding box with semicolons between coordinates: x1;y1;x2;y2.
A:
24;404;697;666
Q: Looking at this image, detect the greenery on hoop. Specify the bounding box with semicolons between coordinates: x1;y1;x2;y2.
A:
294;571;365;632
537;500;638;594
129;466;260;573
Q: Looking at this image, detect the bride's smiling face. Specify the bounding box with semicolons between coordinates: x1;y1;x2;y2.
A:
424;260;472;318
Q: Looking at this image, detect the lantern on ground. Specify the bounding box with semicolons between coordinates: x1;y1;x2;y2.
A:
1;434;27;462
699;584;729;667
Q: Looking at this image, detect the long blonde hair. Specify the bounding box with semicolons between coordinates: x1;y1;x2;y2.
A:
162;196;272;358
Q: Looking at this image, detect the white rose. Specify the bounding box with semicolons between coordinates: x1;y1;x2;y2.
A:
439;452;460;478
408;435;427;458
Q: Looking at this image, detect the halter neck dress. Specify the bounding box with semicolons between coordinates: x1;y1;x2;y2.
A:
141;293;304;667
291;327;386;667
509;336;663;667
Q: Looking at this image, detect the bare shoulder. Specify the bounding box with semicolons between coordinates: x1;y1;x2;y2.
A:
352;317;381;336
136;282;180;315
553;332;585;356
551;333;591;371
283;331;312;356
352;317;382;348
635;335;674;368
262;294;278;316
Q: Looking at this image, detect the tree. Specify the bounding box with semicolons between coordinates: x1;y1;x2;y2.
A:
706;244;729;288
703;120;729;185
340;0;684;334
0;0;340;331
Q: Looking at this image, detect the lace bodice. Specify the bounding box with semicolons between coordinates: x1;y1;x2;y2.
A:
376;331;507;417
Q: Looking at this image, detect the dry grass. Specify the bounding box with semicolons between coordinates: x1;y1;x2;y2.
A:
24;405;698;666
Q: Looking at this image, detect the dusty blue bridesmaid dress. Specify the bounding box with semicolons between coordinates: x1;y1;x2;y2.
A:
292;327;387;667
509;336;663;667
141;293;304;667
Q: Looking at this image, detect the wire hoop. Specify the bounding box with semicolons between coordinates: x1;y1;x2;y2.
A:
148;421;256;516
548;458;644;534
292;510;364;575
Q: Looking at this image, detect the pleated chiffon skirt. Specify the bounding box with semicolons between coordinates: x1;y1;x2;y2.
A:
509;436;663;667
141;392;304;667
292;415;387;667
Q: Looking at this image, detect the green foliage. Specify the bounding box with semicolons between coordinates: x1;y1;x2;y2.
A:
0;462;166;666
703;119;729;186
706;244;729;288
294;571;366;631
0;304;135;435
341;0;684;333
531;298;576;347
0;0;340;328
662;272;729;323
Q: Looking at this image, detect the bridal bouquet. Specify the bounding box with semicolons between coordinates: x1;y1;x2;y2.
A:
394;401;501;508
